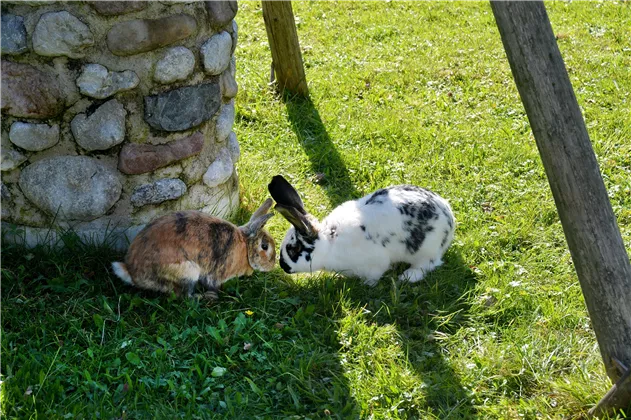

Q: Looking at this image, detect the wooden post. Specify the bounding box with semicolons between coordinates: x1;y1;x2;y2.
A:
490;1;631;416
261;0;308;96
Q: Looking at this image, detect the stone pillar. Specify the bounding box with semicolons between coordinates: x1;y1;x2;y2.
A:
1;1;241;249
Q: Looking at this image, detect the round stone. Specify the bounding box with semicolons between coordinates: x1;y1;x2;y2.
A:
1;183;10;201
18;156;122;221
9;122;60;152
1;147;27;172
107;14;197;56
226;131;240;163
90;1;147;16
1;61;64;118
205;1;237;30
215;100;235;143
231;20;238;54
203;148;233;188
71;100;127;151
32;11;94;58
1;14;28;55
201;32;232;75
154;46;195;84
220;65;238;99
131;178;187;207
76;64;140;99
144;82;221;132
118;132;204;175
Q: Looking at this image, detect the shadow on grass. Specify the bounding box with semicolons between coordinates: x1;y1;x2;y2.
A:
374;250;477;418
284;94;360;206
292;249;478;418
0;230;361;419
1;226;474;418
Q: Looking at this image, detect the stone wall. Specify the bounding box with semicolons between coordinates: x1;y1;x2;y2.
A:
1;1;241;249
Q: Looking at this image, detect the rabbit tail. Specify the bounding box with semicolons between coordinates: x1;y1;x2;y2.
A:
112;262;133;285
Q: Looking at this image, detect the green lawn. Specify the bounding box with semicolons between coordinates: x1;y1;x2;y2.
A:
2;1;630;418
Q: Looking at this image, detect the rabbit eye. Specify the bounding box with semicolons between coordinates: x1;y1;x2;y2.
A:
286;241;302;260
261;242;269;251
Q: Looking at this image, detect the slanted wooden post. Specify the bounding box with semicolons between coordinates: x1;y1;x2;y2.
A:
261;0;309;96
490;1;631;417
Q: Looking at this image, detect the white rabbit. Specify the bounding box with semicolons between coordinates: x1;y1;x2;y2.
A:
268;175;455;286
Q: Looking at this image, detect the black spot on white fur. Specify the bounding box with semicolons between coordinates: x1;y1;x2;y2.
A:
285;239;302;263
440;229;450;248
279;253;292;273
441;208;454;229
363;185;446;254
365;188;388;205
284;232;316;264
389;185;439;254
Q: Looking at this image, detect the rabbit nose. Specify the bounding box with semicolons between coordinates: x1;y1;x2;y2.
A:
279;255;292;273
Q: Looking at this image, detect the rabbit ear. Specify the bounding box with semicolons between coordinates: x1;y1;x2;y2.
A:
268;175;306;214
275;204;317;238
241;213;274;238
250;198;273;221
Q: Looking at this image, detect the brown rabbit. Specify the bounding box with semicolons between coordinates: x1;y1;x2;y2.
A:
111;199;276;299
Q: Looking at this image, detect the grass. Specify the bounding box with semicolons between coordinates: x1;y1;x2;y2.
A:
2;1;630;418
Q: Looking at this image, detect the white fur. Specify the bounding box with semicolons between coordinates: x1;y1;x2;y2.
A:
111;262;133;285
280;187;455;285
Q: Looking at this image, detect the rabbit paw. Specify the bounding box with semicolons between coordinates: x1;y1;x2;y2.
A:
362;277;381;287
399;258;443;283
194;290;218;301
399;268;426;283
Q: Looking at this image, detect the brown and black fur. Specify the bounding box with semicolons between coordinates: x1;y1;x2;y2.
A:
112;199;276;299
